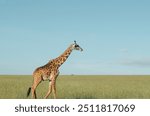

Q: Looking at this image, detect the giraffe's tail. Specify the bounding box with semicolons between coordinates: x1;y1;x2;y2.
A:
27;87;31;97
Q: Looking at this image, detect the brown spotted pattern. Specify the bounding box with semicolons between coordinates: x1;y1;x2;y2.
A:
28;44;74;99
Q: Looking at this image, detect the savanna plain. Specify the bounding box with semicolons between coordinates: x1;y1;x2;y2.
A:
0;75;150;99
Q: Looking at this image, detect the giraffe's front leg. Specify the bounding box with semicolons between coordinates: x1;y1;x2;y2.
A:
44;81;52;99
44;71;59;99
52;71;59;99
52;79;56;99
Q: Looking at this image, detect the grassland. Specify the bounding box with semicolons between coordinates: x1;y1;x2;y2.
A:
0;75;150;99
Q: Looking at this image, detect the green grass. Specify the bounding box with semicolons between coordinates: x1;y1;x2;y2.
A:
0;75;150;99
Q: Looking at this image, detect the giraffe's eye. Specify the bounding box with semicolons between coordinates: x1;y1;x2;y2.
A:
75;45;79;47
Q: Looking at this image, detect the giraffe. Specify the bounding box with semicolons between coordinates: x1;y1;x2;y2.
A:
27;41;83;99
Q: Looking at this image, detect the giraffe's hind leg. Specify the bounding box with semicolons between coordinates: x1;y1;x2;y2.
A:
31;75;42;99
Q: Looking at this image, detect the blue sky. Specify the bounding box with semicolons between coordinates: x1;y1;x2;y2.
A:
0;0;150;75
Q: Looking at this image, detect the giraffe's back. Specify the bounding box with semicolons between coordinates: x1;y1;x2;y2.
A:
33;60;57;81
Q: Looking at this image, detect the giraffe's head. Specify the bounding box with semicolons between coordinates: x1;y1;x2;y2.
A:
72;41;83;51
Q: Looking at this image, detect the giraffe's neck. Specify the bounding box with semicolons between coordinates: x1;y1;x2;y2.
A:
55;45;73;67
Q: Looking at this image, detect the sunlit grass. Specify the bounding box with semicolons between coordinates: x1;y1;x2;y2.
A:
0;75;150;99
